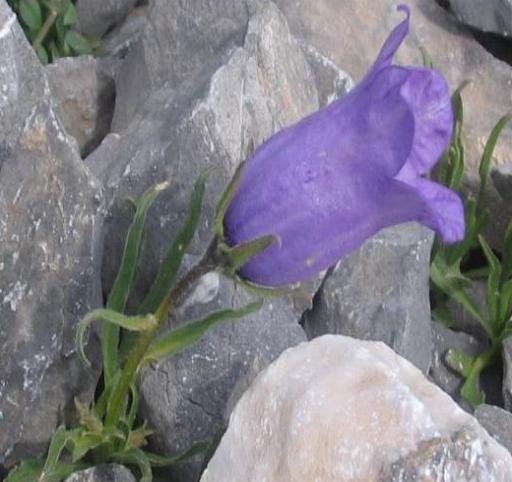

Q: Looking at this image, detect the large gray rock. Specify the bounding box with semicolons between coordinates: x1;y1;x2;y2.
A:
46;56;115;157
475;404;512;454
65;464;135;482
449;0;512;37
304;223;434;373
201;335;512;482
111;0;254;131
274;0;512;248
76;0;139;37
0;1;103;465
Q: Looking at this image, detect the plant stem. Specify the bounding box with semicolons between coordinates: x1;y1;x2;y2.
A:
33;8;58;51
104;241;218;428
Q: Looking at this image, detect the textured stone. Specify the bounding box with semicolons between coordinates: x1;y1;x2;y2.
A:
201;335;512;482
0;1;103;465
65;464;135;482
46;56;115;157
450;0;512;37
76;0;139;37
304;223;433;373
475;404;512;454
274;0;512;247
429;322;486;403
503;337;512;411
111;0;254;131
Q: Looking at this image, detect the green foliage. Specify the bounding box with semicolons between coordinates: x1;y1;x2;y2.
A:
7;0;100;64
430;88;511;408
6;173;268;481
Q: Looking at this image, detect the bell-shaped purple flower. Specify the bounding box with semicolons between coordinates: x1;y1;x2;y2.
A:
224;5;465;287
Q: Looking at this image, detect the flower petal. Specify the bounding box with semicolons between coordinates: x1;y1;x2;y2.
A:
371;4;410;73
412;178;465;243
396;67;453;183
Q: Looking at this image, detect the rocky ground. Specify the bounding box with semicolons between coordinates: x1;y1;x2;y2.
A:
1;0;512;481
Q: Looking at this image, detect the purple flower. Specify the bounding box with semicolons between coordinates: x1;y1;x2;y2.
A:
224;5;464;287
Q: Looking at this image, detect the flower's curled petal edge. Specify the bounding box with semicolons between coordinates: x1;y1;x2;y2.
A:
372;4;410;73
413;177;465;243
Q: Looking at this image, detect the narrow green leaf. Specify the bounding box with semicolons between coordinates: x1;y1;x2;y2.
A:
35;44;48;64
69;431;105;463
144;300;263;362
140;171;209;314
113;449;151;482
62;1;77;26
77;309;157;367
214;161;246;238
126;383;139;431
103;181;169;384
479;235;502;335
5;459;44;482
477;114;510;208
499;279;512;331
419;46;433;68
64;30;93;54
40;426;70;479
461;372;485;408
231;273;297;298
501;220;512;283
144;440;210;466
219;235;278;273
445;348;475;377
19;0;42;32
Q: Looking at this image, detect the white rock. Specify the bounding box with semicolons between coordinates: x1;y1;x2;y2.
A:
200;335;512;482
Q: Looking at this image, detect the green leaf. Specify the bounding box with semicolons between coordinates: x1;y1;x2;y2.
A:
479;235;502;335
62;0;77;26
126;383;139;431
419;46;433;68
144;300;263;362
477;114;510;209
35;44;48;64
69;430;106;463
445;348;475;377
19;0;42;32
499;279;512;331
5;459;44;482
103;181;169;384
77;309;157;367
139;171;209;314
461;372;485;408
144;440;210;466
218;235;278;273
64;30;93;54
40;425;72;480
214;161;245;238
113;449;151;482
501;220;512;283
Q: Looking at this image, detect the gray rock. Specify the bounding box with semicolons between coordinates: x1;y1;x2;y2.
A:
65;464;135;482
46;56;115;158
450;0;512;37
274;0;512;249
503;337;512;411
429;322;486;404
303;223;434;373
111;0;254;131
0;1;104;465
475;404;512;454
76;0;139;37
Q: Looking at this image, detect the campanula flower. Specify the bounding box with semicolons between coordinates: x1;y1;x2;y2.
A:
224;5;464;287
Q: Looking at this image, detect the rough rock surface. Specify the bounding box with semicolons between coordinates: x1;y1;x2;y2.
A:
503;337;512;411
429;322;486;404
201;335;512;482
76;0;139;37
46;56;115;157
86;3;317;480
65;465;135;482
304;223;434;373
0;1;103;465
450;0;512;37
475;404;512;454
274;0;512;247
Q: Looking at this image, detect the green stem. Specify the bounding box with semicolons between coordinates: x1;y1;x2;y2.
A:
104;242;218;428
32;8;57;51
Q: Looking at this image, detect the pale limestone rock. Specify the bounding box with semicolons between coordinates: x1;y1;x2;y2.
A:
201;335;512;482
